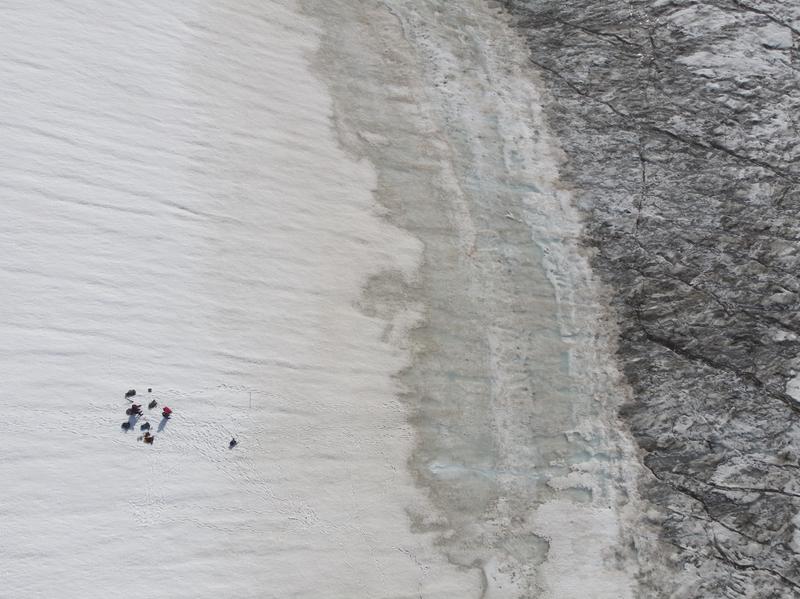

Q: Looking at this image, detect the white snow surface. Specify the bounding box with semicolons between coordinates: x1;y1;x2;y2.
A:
0;2;476;597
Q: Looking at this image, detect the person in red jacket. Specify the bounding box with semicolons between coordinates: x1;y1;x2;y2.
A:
161;406;172;419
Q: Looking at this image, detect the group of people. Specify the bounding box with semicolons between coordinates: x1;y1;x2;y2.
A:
121;387;238;449
121;388;172;445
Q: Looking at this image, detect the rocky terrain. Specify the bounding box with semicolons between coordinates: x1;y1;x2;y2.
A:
500;0;800;596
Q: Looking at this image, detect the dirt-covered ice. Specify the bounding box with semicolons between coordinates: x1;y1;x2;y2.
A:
302;1;644;596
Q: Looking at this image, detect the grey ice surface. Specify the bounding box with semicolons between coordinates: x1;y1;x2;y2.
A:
501;0;800;596
304;1;642;596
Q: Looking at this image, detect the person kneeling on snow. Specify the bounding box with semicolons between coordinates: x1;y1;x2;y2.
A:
162;406;172;419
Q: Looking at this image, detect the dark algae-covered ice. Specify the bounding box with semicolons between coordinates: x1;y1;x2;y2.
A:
501;0;800;596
